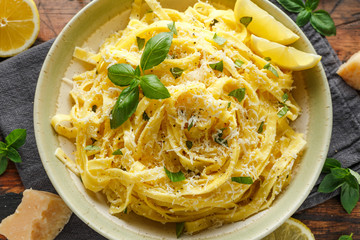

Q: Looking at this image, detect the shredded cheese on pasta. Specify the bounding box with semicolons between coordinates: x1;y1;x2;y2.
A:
51;0;306;235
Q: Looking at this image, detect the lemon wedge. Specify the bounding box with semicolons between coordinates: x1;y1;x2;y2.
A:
262;218;315;240
0;0;40;57
234;0;299;45
251;35;321;71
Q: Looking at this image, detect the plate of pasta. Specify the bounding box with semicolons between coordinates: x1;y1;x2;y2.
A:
34;0;332;239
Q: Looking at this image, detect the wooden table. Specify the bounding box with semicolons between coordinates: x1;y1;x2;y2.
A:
1;0;360;239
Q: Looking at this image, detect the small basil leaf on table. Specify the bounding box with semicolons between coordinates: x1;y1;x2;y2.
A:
140;75;171;99
322;158;342;173
164;166;186;182
296;9;312;27
110;83;140;129
305;0;319;11
318;173;345;193
338;233;353;240
276;0;305;13
0;157;8;175
209;60;223;72
6;147;22;163
310;10;336;36
349;169;360;184
140;32;173;71
331;168;350;179
108;63;136;86
5;129;26;149
341;179;359;214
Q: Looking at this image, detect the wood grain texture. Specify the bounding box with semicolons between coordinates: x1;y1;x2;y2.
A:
1;0;360;239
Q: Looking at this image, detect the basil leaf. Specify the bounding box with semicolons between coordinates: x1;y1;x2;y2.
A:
123;207;128;214
341;181;359;214
296;9;312;27
0;156;8;176
310;10;336;36
140;32;173;71
110;84;140;129
318;173;345;193
134;65;141;77
186;140;193;150
232;176;253;184
209;60;223;72
263;63;279;77
112;149;123;155
108;63;136;86
176;222;185;238
214;129;228;147
136;36;145;50
213;33;227;45
349;169;360;185
5;129;27;149
167;21;177;35
282;92;289;103
276;0;305;13
7;146;22;163
264;57;271;61
140;75;171;99
277;105;289;118
188;116;196;131
240;16;252;27
229;88;246;103
170;67;184;79
322;158;342;173
164;166;186;182
258;121;264;133
227;102;231;108
305;0;319;11
85;145;101;151
339;233;353;240
331;168;350;179
234;59;244;68
142;111;150;121
0;142;7;157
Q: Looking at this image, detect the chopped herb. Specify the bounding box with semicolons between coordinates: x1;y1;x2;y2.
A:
282;92;289;103
176;222;185;238
232;176;253;184
186;140;193;150
210;19;219;27
209;60;223;72
136;36;145;50
146;9;153;13
263;63;279;77
112;149;123;155
264;57;271;61
240;16;253;27
187;116;196;131
338;233;353;240
142;111;150;121
258;121;264;133
164;166;186;182
92;105;97;112
234;59;244;68
213;33;227;45
167;21;178;35
228;88;246;103
277;105;289;118
85;145;101;151
214;128;228;147
227;102;231;108
170;67;184;79
123;207;128;214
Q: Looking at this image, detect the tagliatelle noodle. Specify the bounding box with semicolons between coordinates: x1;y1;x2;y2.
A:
51;0;306;234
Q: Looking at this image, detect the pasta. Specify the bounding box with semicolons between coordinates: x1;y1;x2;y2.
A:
51;0;306;235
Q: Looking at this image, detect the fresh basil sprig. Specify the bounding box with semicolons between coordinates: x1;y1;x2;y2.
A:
276;0;336;36
318;158;360;214
0;129;27;175
108;31;173;129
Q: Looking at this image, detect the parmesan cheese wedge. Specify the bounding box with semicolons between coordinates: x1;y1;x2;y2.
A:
337;51;360;90
0;189;72;240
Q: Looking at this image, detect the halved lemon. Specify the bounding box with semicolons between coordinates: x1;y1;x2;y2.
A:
251;35;321;71
234;0;299;45
0;0;40;57
262;218;315;240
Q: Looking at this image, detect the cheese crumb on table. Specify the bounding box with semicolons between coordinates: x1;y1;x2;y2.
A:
0;189;72;240
337;51;360;90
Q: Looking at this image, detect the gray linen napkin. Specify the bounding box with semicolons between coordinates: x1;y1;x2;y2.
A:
0;1;359;239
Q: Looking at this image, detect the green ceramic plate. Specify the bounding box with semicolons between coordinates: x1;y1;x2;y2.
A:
34;0;332;239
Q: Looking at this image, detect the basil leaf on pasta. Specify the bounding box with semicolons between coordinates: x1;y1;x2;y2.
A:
232;176;253;184
240;16;252;27
108;63;136;86
136;36;145;50
282;92;289;103
209;60;223;72
263;63;279;77
112;149;123;155
170;67;184;79
84;145;101;151
277;105;289;118
167;21;177;35
176;222;185;238
186;140;193;150
140;32;173;71
258;121;264;133
110;84;140;129
164;166;186;182
213;33;227;45
229;88;246;103
234;59;244;68
140;74;171;99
